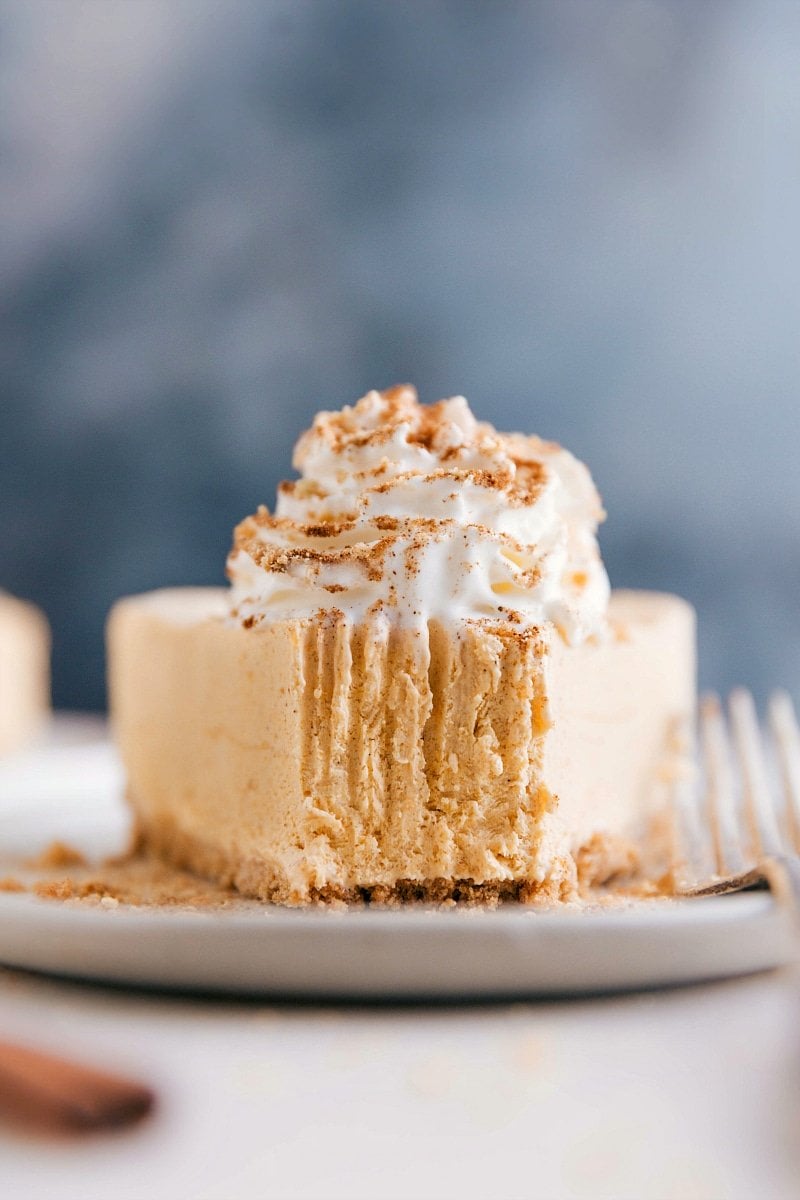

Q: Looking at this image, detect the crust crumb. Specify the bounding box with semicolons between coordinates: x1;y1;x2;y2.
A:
0;876;26;893
13;854;237;909
576;832;640;892
26;840;87;870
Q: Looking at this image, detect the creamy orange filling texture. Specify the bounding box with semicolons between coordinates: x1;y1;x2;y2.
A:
295;614;555;886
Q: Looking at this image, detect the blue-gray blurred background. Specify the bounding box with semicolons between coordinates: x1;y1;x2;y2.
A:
1;0;798;710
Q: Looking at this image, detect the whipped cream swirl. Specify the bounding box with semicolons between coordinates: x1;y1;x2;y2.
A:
227;386;610;640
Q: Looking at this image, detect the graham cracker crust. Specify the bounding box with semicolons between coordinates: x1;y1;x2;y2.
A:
310;875;574;908
0;829;662;910
0;820;654;911
132;817;579;907
126;814;645;908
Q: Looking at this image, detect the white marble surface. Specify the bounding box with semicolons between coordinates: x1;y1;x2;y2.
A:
1;966;799;1200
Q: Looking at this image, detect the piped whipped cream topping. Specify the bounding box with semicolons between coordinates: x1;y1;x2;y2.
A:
227;386;610;640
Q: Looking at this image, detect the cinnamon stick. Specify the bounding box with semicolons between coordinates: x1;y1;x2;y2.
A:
0;1040;154;1134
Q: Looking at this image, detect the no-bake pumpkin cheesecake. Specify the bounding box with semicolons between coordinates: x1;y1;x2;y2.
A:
108;387;695;904
0;592;49;755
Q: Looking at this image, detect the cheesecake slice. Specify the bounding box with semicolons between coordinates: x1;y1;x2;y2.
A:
108;387;696;904
0;592;50;755
109;587;694;903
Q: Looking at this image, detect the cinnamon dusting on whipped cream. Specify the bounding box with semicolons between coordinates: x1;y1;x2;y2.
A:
227;385;610;638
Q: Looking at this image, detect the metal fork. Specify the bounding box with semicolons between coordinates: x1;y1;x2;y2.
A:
674;688;800;907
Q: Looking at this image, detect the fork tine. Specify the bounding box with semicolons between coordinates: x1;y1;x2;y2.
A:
729;688;784;859
700;693;748;876
768;690;800;853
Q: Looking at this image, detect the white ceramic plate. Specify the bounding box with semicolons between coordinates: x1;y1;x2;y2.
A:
0;718;792;998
